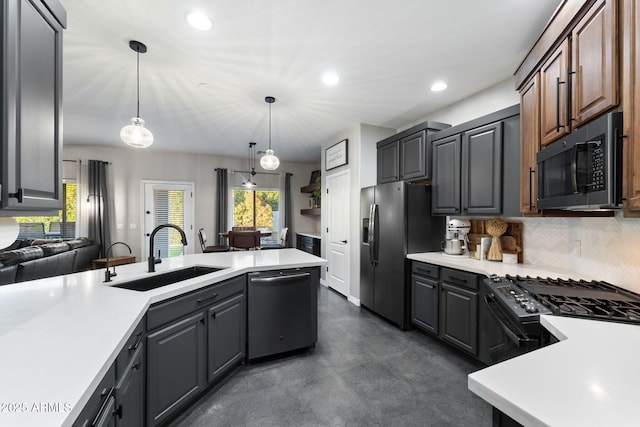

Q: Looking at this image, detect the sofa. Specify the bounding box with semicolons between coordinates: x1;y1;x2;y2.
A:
0;238;100;285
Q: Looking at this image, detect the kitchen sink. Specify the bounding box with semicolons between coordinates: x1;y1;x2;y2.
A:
112;266;225;291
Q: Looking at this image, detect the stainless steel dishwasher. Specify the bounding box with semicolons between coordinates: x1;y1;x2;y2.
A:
247;268;318;360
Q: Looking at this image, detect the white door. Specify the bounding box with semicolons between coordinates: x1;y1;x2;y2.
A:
326;170;350;297
142;181;194;258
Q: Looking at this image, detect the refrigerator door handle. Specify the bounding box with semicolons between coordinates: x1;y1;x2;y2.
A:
369;204;378;264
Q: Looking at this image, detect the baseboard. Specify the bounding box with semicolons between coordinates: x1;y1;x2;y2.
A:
347;295;360;306
319;278;328;287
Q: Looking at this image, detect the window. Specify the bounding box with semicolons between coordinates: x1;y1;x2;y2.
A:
14;182;77;240
232;172;281;242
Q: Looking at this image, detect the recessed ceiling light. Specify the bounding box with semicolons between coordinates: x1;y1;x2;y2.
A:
430;81;447;92
322;72;339;86
186;11;212;31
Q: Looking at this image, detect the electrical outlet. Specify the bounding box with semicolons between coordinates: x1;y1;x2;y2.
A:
574;240;581;257
117;223;125;230
129;223;137;229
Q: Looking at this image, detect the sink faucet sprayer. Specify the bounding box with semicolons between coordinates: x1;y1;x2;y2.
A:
103;241;132;283
148;224;188;272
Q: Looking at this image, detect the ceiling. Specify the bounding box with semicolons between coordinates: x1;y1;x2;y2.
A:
60;0;562;163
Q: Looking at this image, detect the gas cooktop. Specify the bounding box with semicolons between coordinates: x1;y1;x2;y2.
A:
496;275;640;325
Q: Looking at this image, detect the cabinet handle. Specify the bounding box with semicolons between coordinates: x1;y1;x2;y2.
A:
128;332;143;351
211;312;216;320
528;167;535;210
448;276;468;284
196;293;219;303
556;77;565;132
199;318;205;325
567;67;575;125
132;361;141;371
8;188;23;203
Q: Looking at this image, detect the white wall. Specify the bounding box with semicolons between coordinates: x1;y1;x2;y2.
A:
320;123;395;304
63;144;319;260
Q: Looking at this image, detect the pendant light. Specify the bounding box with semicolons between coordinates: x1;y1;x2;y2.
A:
243;142;258;188
260;96;280;170
120;40;154;148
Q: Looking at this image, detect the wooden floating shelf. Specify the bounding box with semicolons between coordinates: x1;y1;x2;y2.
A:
300;208;321;216
300;183;320;193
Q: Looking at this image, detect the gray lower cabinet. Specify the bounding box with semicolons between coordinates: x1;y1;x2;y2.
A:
72;364;116;427
145;276;245;426
115;345;145;427
1;0;66;211
207;294;245;383
147;312;206;426
296;234;320;256
411;262;440;335
438;268;479;356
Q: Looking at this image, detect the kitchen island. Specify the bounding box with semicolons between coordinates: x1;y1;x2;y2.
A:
0;249;325;427
408;252;640;426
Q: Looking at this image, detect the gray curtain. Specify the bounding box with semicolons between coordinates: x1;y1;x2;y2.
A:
88;160;112;257
215;168;228;245
284;173;293;247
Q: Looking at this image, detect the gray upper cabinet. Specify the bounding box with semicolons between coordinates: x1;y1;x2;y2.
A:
432;135;461;215
377;140;400;183
431;105;521;217
376;121;450;184
1;0;65;211
400;130;427;180
461;122;502;215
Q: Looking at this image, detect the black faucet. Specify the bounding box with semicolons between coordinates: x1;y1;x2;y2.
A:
103;241;132;283
148;224;188;272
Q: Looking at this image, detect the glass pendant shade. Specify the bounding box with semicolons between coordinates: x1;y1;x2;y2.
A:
120;117;154;148
260;148;280;170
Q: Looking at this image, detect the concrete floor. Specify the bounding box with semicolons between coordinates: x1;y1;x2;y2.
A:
170;285;491;426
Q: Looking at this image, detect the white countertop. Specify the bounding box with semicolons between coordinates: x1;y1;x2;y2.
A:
0;249;326;427
407;252;594;281
407;252;640;426
468;315;640;427
296;231;321;240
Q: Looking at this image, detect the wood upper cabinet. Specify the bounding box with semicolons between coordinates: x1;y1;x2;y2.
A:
520;74;541;215
572;0;618;127
535;0;618;148
622;0;640;213
540;38;570;146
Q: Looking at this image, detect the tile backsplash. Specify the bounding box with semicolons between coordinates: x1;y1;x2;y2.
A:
516;212;640;293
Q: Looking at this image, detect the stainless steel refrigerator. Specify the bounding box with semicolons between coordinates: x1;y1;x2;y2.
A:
360;182;444;330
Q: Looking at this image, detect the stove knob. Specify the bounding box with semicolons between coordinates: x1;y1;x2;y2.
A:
525;303;538;313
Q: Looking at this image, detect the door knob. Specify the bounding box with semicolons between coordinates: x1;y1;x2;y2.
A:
341;239;348;243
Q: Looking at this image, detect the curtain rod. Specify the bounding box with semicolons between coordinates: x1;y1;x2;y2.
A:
234;170;283;176
63;159;112;165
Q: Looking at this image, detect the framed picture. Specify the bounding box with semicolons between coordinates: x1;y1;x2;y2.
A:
309;169;321;185
325;139;348;171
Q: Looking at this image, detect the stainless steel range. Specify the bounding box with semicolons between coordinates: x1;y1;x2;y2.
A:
479;274;640;365
489;274;640;324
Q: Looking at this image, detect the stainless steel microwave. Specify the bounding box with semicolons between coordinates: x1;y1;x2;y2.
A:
536;112;623;210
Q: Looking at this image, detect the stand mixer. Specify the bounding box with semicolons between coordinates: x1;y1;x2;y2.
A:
442;218;471;256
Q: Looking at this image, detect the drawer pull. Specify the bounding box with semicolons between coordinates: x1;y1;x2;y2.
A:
196;293;219;304
449;276;468;284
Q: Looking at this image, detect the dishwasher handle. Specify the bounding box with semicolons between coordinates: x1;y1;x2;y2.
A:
250;272;311;284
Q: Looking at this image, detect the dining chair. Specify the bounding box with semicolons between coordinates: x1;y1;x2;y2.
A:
261;227;288;250
198;228;229;253
232;226;256;231
228;230;261;250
